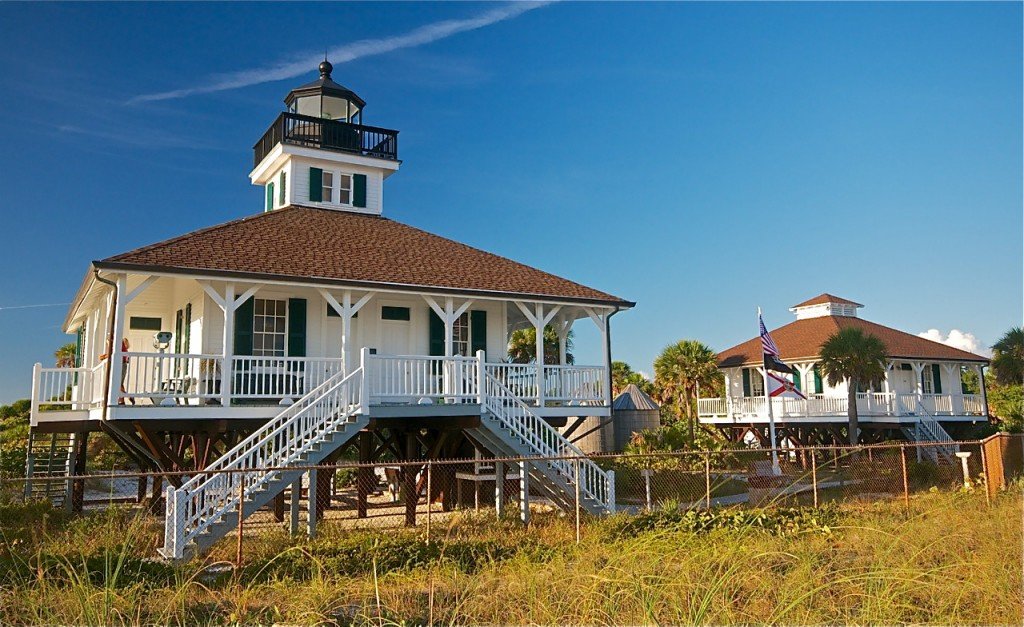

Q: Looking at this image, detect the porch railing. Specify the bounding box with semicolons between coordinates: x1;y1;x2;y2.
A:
699;392;987;420
365;355;479;403
231;357;345;400
121;352;223;404
542;365;604;403
32;353;610;411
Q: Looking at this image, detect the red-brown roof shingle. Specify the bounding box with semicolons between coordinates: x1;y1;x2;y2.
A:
717;315;988;367
96;206;632;306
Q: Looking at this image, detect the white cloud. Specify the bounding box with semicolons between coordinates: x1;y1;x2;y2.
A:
128;2;551;104
918;329;990;357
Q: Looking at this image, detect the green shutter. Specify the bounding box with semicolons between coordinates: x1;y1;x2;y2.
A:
233;297;254;356
279;171;287;205
428;310;445;356
470;310;487;357
74;326;84;368
183;304;192;353
353;173;367;208
266;182;274;211
174;309;184;354
932;364;942;394
309;167;322;202
813;366;823;394
287;298;307;357
792;369;801;391
742;368;751;397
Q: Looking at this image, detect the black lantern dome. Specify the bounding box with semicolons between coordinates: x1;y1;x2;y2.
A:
284;60;365;124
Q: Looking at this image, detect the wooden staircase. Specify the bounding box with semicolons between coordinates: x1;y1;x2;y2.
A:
468;369;615;516
159;367;367;559
24;431;78;508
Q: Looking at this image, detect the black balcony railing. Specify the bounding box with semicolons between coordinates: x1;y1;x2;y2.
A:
253;112;399;167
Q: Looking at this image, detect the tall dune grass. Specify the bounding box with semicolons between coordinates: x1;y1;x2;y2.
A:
0;488;1019;625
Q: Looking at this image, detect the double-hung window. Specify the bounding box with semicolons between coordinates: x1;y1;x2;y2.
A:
253;299;287;357
452;313;470;357
321;171;334;204
337;174;352;205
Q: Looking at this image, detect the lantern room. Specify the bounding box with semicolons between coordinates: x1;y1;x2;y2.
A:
284;60;365;123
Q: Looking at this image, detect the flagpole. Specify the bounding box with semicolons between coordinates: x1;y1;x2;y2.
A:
759;307;781;476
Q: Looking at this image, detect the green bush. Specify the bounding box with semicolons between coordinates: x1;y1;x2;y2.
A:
603;503;840;539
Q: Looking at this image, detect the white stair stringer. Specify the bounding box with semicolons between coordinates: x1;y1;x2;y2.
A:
159;368;368;560
473;371;615;516
902;399;959;464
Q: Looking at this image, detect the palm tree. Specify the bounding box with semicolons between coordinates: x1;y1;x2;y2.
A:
653;340;720;440
612;360;654;396
507;327;573;365
992;327;1024;385
818;328;887;447
54;342;77;368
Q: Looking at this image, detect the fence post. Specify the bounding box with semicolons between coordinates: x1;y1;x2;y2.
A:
494;460;504;519
704;452;712;511
900;445;910;513
307;469;318;538
236;476;244;569
643;468;652;511
426;461;432;543
979;444;991;507
811;449;818;508
519;461;530;526
574;458;581;545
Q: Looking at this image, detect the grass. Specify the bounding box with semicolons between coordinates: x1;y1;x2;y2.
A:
0;488;1020;625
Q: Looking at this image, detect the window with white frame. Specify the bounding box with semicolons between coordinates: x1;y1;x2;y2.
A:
321;171;333;204
337;173;352;205
452;312;470;357
750;374;764;397
253;299;287;356
922;366;935;394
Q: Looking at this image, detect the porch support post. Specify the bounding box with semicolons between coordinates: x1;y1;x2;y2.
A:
108;274;128;407
795;363;813;416
584;307;612;408
200;281;261;407
424;296;473;397
976;364;989;418
944;364;962;415
515;302;561;408
320;289;373;373
911;362;925;396
723;370;734;418
884;362;897;415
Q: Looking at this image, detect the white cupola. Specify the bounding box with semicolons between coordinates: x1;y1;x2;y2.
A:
249;60;400;216
789;294;864;319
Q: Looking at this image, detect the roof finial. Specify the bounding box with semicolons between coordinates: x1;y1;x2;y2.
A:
319;55;333;79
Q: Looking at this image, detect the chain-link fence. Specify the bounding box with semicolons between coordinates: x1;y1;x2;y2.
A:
2;434;1021;563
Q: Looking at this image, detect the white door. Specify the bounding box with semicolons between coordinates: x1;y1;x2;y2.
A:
380;319;410;355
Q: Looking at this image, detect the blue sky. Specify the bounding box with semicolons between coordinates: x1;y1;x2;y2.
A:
0;2;1020;401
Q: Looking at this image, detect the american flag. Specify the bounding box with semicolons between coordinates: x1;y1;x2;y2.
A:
759;314;780;357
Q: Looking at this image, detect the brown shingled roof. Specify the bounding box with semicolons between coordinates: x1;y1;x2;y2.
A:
717;316;988;367
96;205;632;306
791;293;864;308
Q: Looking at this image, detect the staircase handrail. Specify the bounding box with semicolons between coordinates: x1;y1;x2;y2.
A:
482;369;614;511
914;398;959;459
164;366;362;557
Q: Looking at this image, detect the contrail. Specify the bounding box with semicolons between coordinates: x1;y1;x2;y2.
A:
129;2;551;104
0;303;70;311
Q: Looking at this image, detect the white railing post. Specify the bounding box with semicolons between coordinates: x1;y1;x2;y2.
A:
360;347;370;406
476;350;486;404
30;363;41;424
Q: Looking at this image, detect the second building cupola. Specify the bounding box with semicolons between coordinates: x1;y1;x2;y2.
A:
250;60;400;216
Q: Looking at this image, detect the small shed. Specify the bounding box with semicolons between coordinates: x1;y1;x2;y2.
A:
611;384;661;452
